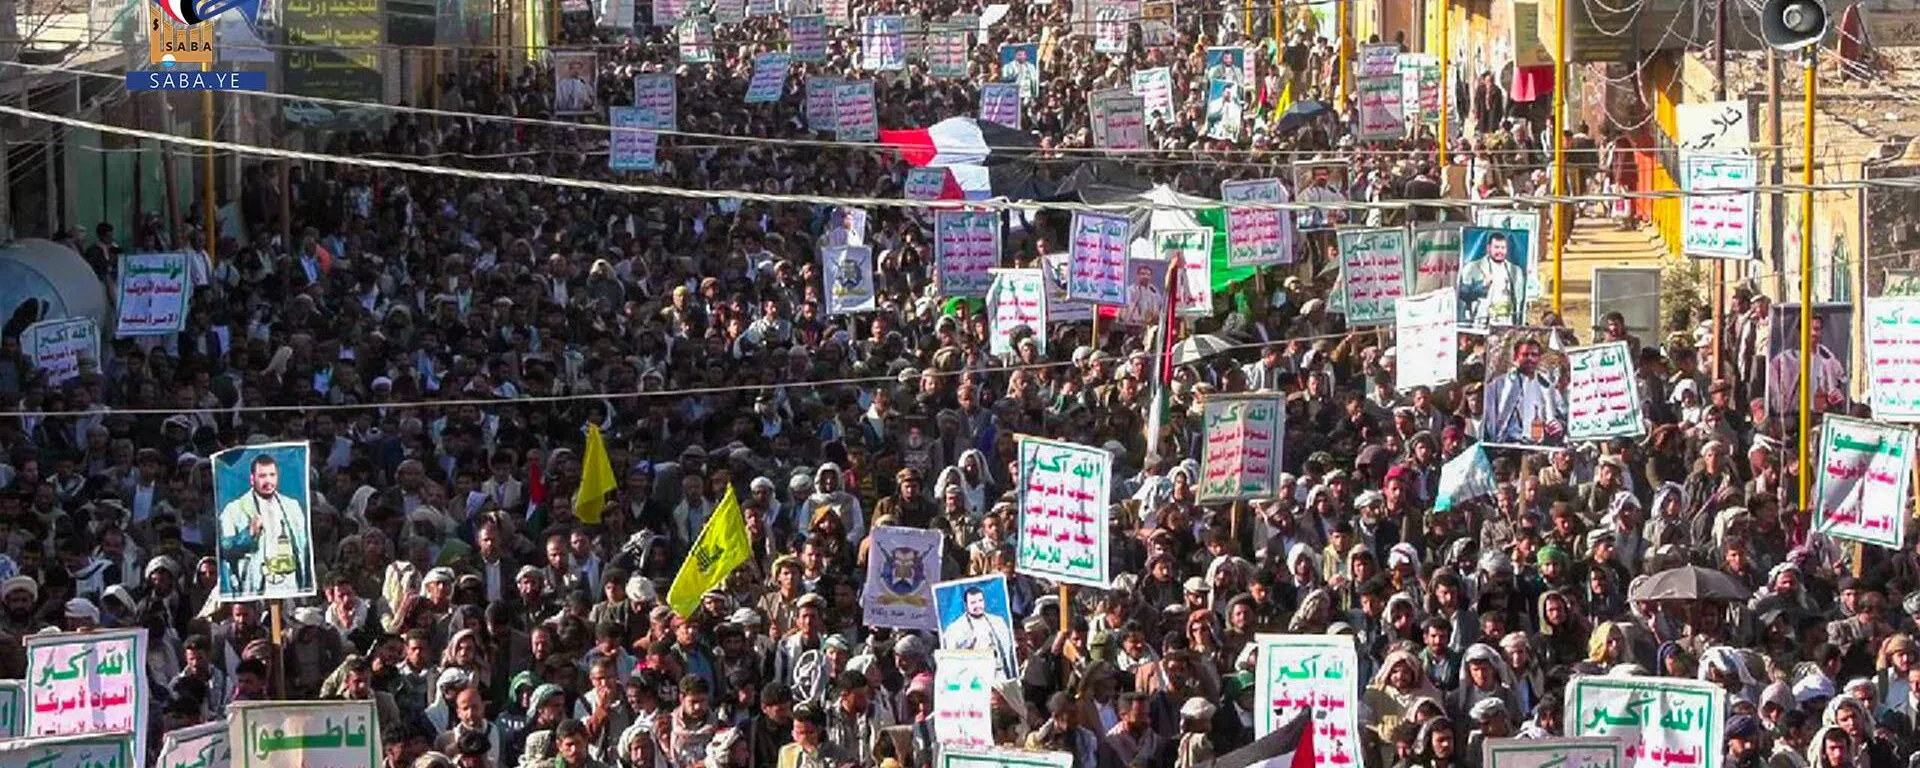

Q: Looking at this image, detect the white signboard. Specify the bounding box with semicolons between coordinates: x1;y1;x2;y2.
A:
1566;342;1646;441
228;701;380;768
115;253;191;337
804;76;841;132
937;749;1073;768
632;72;677;130
1356;43;1399;77
1395;290;1458;391
833;80;878;141
1567;676;1725;768
1355;76;1405;140
1015;436;1111;588
1221;178;1294;267
24;630;147;768
1131;67;1174;126
986;269;1047;357
1813;415;1915;550
1067;212;1130;305
1197;395;1285;503
1337;226;1407;327
932;650;996;749
1090;89;1146;151
1484;737;1625;768
1868;297;1920;421
1675;100;1752;153
1156;228;1214;318
1408;223;1462;295
860;526;943;630
608;108;660;172
789;14;828;62
978;83;1021;129
745;52;789;103
157;722;229;768
1681;153;1758;260
935;210;1000;298
0;734;135;768
1252;634;1363;768
22;318;99;386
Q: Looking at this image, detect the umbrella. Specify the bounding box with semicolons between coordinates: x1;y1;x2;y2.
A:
1628;565;1752;602
1273;100;1332;135
1173;334;1235;366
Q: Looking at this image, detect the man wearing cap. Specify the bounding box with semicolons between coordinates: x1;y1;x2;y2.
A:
872;468;935;529
218;451;313;598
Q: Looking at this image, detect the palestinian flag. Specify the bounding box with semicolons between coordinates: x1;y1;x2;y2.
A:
1214;707;1316;768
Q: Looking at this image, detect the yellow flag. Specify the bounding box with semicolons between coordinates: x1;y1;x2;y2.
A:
666;485;750;616
573;423;617;524
1273;80;1294;122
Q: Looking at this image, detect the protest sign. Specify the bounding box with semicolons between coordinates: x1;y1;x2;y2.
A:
804;76;841;132
745;52;789;103
1221;178;1294;267
1337;227;1407;327
860;526;943;630
1813;415;1915;550
228;701;379;768
822;0;848;25
552;52;600;115
1356;43;1399;78
789;14;827;61
986;269;1046;356
931;650;996;749
608;108;659;172
1090;89;1146;150
632;73;677;130
1473;208;1544;298
1355;76;1405;140
1397;53;1442;122
1395;291;1457;391
1566;342;1645;441
1567;675;1724;768
0;734;135;768
157;723;228;768
711;0;742;24
1482;329;1571;449
746;0;771;15
1067;212;1130;305
833;81;878;141
1408;223;1462;295
213;442;315;601
1681;153;1758;259
1867;297;1920;421
935;210;999;297
903;15;928;61
1457;226;1532;332
1484;737;1625;768
0;683;17;738
1155;228;1214;317
1131;67;1174;126
653;0;683;24
115;253;190;337
1253;634;1363;768
22;318;98;386
1092;0;1133;52
1015;436;1111;588
1140;0;1175;49
821;245;877;314
675;16;714;62
978;83;1020;128
929;23;969;77
24;630;147;768
904;167;952;202
1037;252;1094;323
1197;395;1285;502
1436;445;1495;512
933;575;1019;680
860;15;906;70
937;749;1073;768
1885;270;1920;297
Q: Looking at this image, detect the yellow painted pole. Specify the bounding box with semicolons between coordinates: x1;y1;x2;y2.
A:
202;63;216;262
1796;49;1816;516
1244;0;1253;42
1550;0;1568;314
1336;0;1350;103
1436;0;1449;168
1272;0;1282;64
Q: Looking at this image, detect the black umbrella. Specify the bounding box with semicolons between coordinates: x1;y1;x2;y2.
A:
1274;100;1333;136
1628;564;1752;602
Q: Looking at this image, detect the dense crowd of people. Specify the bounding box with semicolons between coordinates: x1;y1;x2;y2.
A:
0;2;1884;768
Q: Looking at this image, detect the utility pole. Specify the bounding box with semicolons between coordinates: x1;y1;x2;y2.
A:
1712;0;1728;376
1769;49;1786;299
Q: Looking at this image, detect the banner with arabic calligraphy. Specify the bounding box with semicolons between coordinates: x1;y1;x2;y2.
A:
1408;223;1461;295
1156;228;1214;318
1867;297;1920;422
931;650;996;749
1221;179;1294;268
608;108;660;172
1567;676;1724;768
1884;271;1920;298
935;211;999;298
1253;634;1362;768
1813;415;1915;550
631;73;676;130
804;76;841;132
229;701;379;768
1354;76;1405;140
1395;290;1457;391
24;630;147;768
114;253;190;337
937;748;1073;768
22;318;99;387
1015;437;1111;588
1068;213;1132;305
744;52;789;103
1484;737;1625;768
1337;226;1408;327
1197;395;1285;503
860;526;943;630
1680;153;1757;260
157;722;228;768
0;683;20;738
832;81;879;141
1566;342;1646;441
978;83;1021;129
789;15;827;62
0;733;135;768
1089;88;1145;151
986;269;1046;357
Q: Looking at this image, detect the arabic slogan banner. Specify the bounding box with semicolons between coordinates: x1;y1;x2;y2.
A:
937;749;1073;768
1484;737;1625;768
1131;67;1174;126
935;211;1000;297
24;630;147;768
1197;395;1284;503
745;52;789;103
929;23;969;77
931;650;996;749
115;253;190;337
1067;212;1130;305
1395;291;1457;391
821;245;877;315
632;73;677;130
1885;271;1920;298
1221;179;1294;267
978;83;1021;129
0;683;19;738
833;81;879;141
1867;297;1920;421
1355;76;1404;140
1015;436;1111;588
1681;153;1758;260
1567;342;1645;442
789;15;827;62
22;318;99;387
608;108;659;172
860;526;943;630
228;701;379;768
157;722;229;768
804;76;841;132
0;734;135;768
1813;415;1915;550
986;269;1046;357
1156;228;1214;317
675;16;714;62
1408;223;1462;295
1567;675;1725;768
1089;89;1145;151
1337;227;1407;327
1254;634;1362;768
1355;42;1398;78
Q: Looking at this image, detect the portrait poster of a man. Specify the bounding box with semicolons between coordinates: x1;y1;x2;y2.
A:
1481;330;1570;449
934;574;1018;680
214;442;315;601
